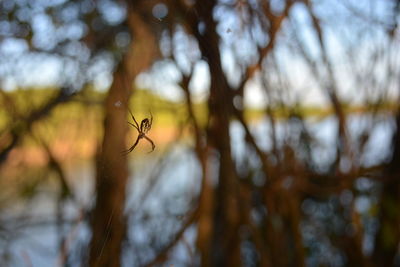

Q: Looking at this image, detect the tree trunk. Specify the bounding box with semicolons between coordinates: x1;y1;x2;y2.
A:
193;1;240;265
89;64;130;267
372;110;400;266
88;4;159;266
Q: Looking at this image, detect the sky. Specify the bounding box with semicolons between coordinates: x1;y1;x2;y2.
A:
0;0;398;107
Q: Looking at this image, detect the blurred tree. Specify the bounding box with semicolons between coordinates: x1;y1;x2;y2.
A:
0;0;399;266
88;1;160;266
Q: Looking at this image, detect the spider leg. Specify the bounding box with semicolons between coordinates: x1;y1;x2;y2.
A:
127;107;140;129
127;121;139;132
122;135;141;155
143;135;155;153
148;111;153;131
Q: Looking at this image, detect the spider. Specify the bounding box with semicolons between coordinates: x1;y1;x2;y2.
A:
123;109;155;154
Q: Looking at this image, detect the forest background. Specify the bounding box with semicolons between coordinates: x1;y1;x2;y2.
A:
0;0;399;266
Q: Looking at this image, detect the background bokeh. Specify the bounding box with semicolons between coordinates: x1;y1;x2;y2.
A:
0;0;399;266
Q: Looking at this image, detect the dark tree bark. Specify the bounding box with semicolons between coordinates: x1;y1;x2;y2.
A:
89;4;159;266
89;64;131;267
192;1;240;266
373;110;400;266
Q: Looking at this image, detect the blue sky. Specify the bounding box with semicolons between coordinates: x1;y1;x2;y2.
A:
0;0;398;107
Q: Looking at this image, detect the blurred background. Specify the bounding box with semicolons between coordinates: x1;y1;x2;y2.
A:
0;0;399;266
